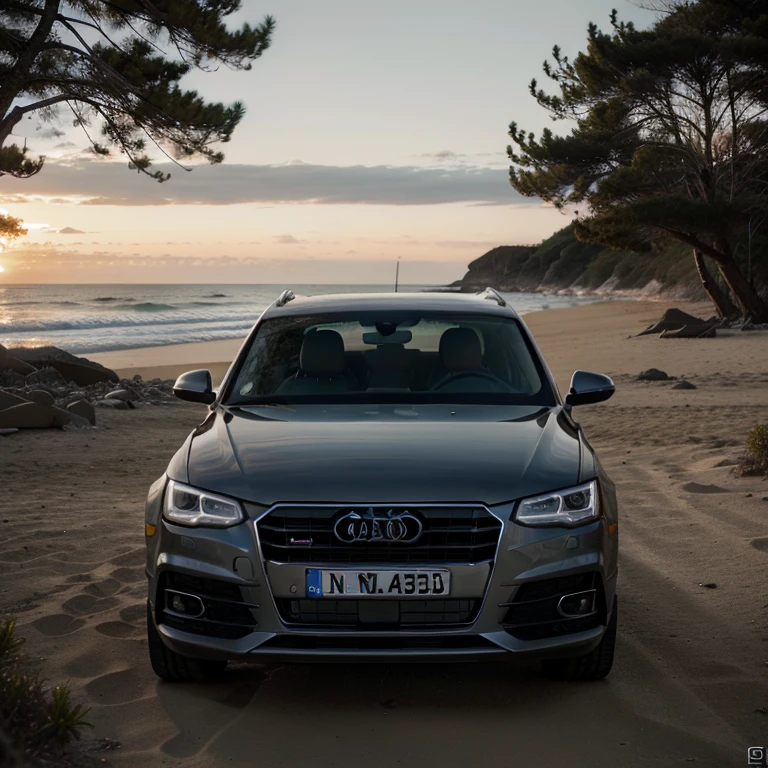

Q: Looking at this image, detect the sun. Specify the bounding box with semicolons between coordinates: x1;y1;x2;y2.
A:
0;265;5;273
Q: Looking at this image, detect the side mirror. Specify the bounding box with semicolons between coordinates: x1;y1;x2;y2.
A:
173;369;215;404
565;370;615;407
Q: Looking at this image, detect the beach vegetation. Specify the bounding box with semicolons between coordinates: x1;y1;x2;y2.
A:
0;1;275;182
739;423;768;476
508;0;768;322
0;618;92;764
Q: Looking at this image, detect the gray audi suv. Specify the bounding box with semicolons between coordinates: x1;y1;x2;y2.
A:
144;288;618;682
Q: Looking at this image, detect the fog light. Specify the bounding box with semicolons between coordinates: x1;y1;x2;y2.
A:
557;589;596;618
165;590;204;618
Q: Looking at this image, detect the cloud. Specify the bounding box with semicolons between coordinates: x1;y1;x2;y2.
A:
416;150;464;161
274;234;301;244
0;158;525;207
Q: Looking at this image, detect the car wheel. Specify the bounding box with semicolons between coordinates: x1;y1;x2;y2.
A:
541;595;617;682
146;602;227;683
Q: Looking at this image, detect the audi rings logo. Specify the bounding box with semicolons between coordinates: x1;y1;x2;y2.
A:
333;508;423;544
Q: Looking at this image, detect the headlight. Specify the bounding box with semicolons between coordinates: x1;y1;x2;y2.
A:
515;480;599;527
163;480;244;528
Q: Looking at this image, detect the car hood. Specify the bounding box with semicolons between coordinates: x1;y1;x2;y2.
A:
182;404;583;506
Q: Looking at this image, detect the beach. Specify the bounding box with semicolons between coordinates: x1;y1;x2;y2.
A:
3;299;768;767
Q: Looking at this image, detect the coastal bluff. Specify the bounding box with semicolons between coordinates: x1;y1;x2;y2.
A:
451;225;711;299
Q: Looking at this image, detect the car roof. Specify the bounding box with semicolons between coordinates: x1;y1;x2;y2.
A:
261;290;521;319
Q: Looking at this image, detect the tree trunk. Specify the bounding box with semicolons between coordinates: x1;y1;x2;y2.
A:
693;249;738;319
717;259;768;322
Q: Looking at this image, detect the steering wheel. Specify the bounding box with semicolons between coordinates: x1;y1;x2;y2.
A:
431;370;508;391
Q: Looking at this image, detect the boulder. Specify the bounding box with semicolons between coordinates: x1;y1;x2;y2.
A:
26;389;55;407
673;380;697;390
67;399;96;426
11;346;118;386
56;392;90;409
0;402;58;429
0;390;29;411
95;398;130;410
54;407;90;430
0;344;37;376
25;366;66;386
637;368;672;381
637;308;711;336
105;386;139;402
0;370;27;388
0;428;19;436
660;324;717;339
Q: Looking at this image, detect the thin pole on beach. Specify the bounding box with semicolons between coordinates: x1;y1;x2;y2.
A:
394;258;401;292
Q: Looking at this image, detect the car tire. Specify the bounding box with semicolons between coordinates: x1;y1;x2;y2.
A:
146;602;227;683
541;595;617;682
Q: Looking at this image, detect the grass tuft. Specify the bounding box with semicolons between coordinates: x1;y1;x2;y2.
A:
738;424;768;476
0;618;92;765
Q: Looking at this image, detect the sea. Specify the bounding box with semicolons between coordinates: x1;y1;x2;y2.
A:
0;284;605;355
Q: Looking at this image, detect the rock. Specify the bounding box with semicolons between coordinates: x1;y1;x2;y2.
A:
105;386;139;402
55;407;91;430
637;308;710;336
0;369;27;388
660;324;716;339
0;428;19;436
0;402;58;429
25;366;66;386
698;582;717;589
11;346;118;386
673;380;697;390
26;389;55;407
56;392;90;409
67;399;96;426
0;390;29;411
638;368;671;381
132;374;143;383
95;398;130;410
0;343;37;375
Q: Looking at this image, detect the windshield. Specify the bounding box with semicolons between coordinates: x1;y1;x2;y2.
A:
224;311;556;406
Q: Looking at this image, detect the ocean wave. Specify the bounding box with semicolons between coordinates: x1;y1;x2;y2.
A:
91;296;134;302
202;292;228;298
113;302;177;312
0;300;81;306
0;310;260;333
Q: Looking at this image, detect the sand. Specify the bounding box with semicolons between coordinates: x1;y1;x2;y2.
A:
3;299;768;767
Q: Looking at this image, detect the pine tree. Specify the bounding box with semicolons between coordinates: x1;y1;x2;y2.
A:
0;1;275;182
507;1;768;321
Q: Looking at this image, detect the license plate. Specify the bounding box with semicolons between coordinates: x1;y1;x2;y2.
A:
306;568;450;598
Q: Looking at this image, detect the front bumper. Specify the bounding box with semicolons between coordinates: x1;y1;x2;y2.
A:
146;495;618;663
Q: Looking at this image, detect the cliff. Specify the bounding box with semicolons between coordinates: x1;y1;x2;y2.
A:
452;225;711;300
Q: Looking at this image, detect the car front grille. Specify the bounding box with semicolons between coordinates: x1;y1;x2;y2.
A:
501;571;605;641
275;598;480;629
257;505;502;565
158;571;258;640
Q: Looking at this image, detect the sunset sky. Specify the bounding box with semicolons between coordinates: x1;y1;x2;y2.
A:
0;0;653;284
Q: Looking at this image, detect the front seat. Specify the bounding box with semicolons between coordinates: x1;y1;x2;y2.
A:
431;327;505;392
277;329;357;395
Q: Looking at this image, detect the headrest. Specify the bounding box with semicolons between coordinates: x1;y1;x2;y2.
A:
439;327;483;371
300;330;346;376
